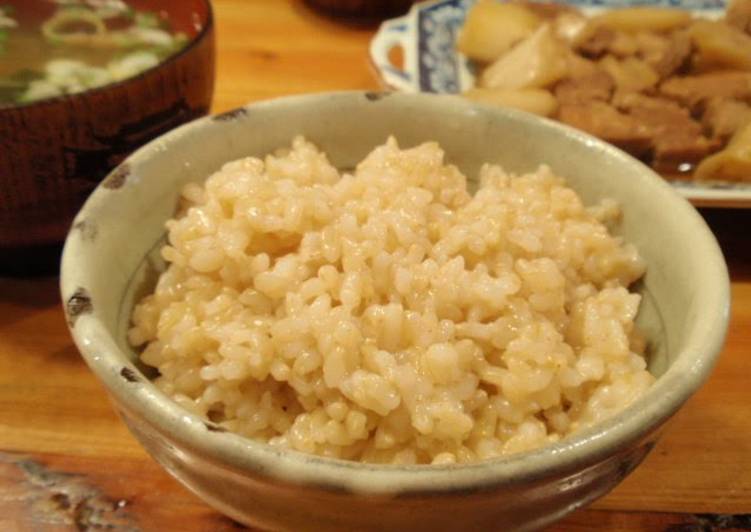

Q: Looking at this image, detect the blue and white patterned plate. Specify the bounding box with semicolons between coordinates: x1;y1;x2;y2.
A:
369;0;751;207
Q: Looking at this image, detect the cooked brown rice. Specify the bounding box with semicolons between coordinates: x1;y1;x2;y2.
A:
128;137;653;465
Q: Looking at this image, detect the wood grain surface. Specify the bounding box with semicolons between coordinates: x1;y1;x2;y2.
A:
1;1;749;530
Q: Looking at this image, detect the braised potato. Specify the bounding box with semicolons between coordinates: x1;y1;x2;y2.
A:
552;12;589;45
457;0;541;63
727;0;751;33
463;87;558;116
689;20;751;71
593;7;691;33
480;24;568;90
695;121;751;181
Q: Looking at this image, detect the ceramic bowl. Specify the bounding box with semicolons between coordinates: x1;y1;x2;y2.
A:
0;0;214;257
61;91;730;532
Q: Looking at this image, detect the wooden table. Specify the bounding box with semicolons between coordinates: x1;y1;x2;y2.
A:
1;1;749;530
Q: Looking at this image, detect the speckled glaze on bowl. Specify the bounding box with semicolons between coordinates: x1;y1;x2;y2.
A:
61;92;730;532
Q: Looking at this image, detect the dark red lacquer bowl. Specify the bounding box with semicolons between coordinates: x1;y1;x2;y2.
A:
0;0;214;259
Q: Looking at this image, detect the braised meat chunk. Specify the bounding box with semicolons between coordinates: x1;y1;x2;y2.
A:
577;26;615;58
557;101;651;156
613;93;717;169
554;61;614;104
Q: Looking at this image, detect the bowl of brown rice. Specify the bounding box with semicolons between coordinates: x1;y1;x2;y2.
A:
61;91;730;531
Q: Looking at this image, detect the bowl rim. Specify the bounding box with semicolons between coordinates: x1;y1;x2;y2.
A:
61;91;731;495
0;0;214;112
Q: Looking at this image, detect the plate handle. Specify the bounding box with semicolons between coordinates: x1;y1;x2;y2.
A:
369;15;418;92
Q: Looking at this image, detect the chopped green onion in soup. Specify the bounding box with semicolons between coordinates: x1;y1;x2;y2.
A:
0;3;190;105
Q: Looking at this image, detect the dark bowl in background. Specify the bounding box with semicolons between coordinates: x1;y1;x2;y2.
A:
0;0;215;273
304;0;415;21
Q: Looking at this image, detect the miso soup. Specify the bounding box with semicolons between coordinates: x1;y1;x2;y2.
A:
0;0;193;105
